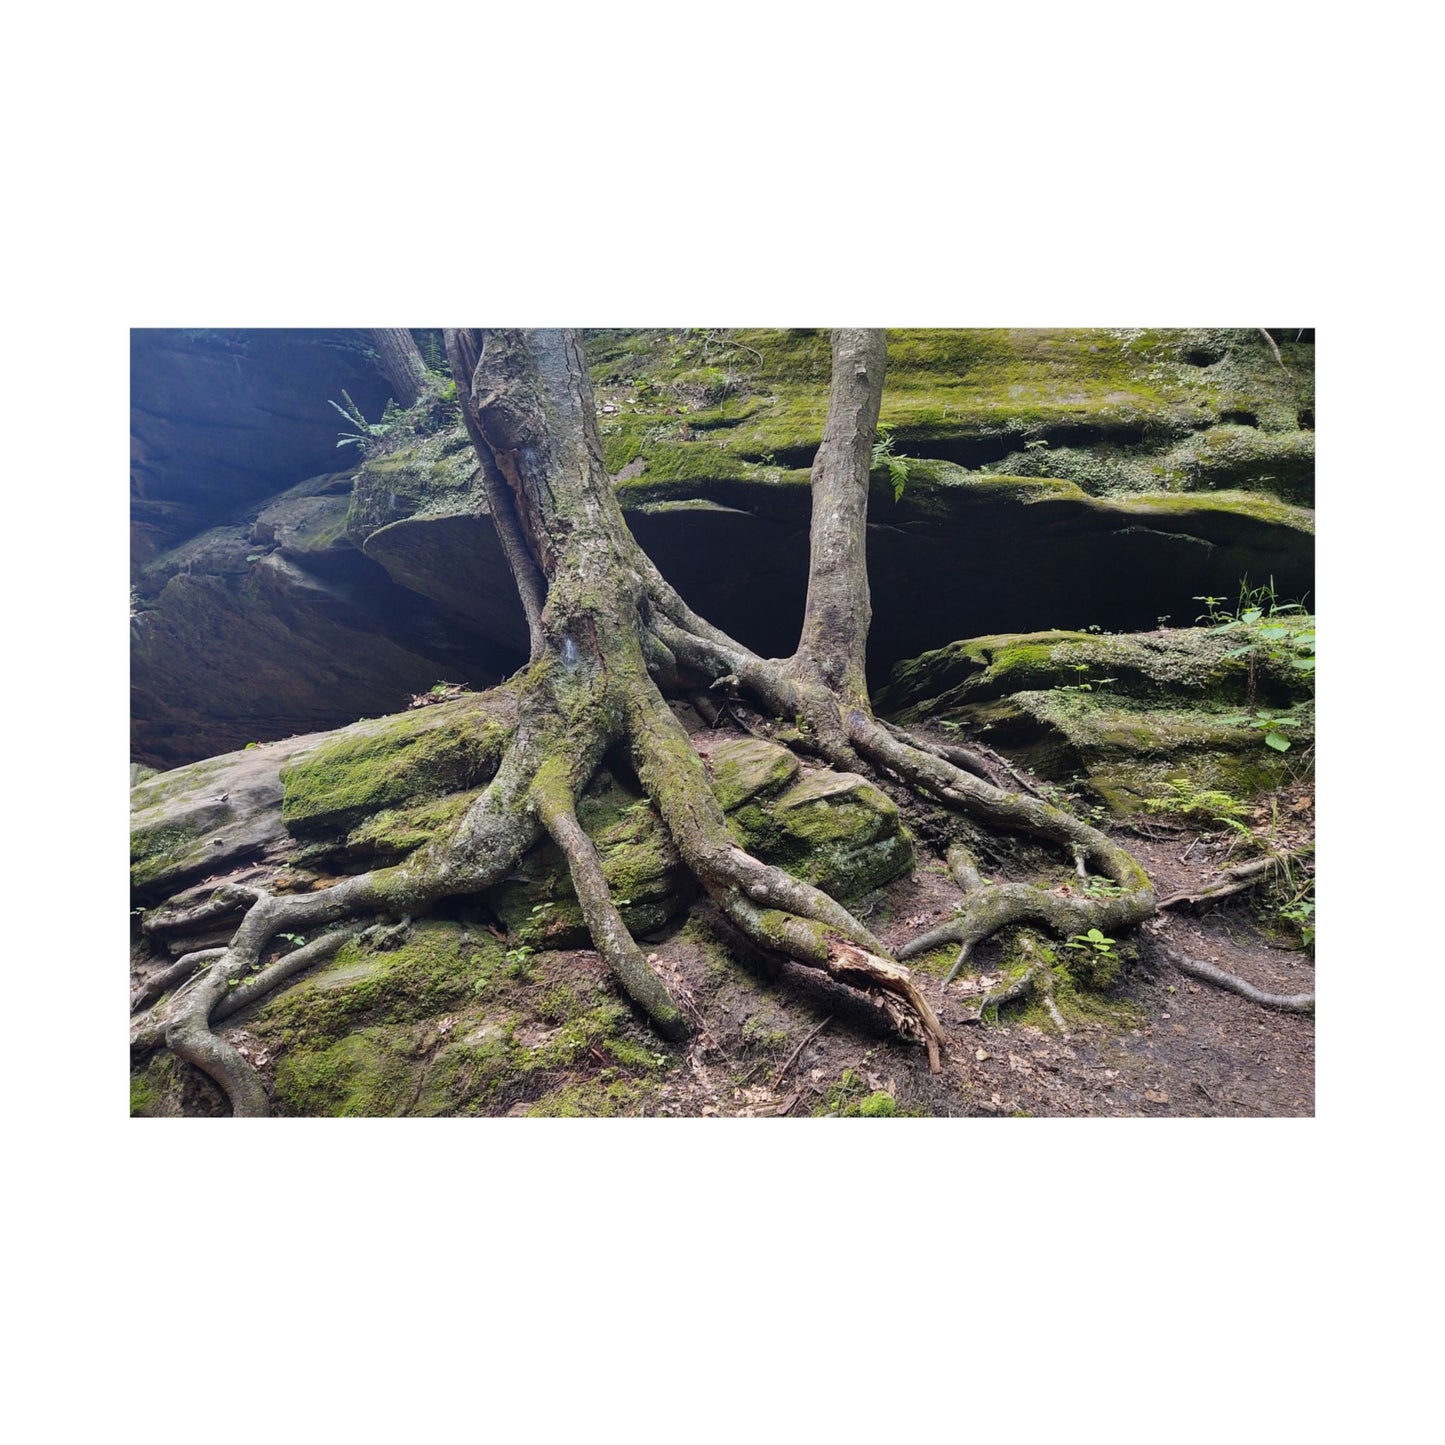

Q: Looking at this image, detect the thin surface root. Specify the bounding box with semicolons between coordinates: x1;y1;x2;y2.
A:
1162;945;1314;1013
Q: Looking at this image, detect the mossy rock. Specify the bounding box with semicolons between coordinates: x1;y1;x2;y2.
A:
241;924;676;1117
272;1027;418;1117
878;623;1314;718
879;623;1313;816
254;918;501;1054
279;691;517;837
130;732;323;896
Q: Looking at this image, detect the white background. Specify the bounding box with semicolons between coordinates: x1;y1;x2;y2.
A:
4;2;1429;1440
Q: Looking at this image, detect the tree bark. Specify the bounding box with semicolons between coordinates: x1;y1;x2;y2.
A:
369;327;430;407
444;328;548;659
795;328;888;702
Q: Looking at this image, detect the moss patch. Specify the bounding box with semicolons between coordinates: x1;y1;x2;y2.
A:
280;693;513;837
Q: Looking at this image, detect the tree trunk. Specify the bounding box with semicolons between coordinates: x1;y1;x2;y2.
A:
368;327;430;407
795;328;888;703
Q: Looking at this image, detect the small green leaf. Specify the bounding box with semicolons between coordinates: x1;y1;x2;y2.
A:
1264;732;1292;752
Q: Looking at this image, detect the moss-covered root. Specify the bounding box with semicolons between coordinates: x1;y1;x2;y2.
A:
973;932;1068;1031
628;680;946;1070
850;714;1155;982
133;930;354;1115
533;778;689;1042
1158;943;1315;1013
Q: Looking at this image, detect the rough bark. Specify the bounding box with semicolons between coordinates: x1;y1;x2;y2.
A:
444;328;548;658
795;328;889;701
368;327;430;407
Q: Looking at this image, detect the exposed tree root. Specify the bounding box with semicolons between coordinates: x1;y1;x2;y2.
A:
130;946;225;1013
1158;849;1313;910
1159;944;1314;1013
974;933;1068;1031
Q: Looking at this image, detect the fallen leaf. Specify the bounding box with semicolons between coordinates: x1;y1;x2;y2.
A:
1145;1089;1170;1104
975;1048;990;1062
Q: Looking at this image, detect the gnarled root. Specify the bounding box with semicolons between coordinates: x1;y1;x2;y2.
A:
627;675;947;1069
957;931;1069;1032
535;780;688;1041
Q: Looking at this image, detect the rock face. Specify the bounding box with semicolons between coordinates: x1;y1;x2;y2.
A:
130;327;1315;766
877;620;1315;814
131;329;394;565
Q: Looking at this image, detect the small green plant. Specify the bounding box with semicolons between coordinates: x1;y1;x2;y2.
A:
1277;898;1315;948
1064;927;1116;959
327;390;394;449
1217;707;1304;752
1056;662;1117;694
1195;576;1315;709
1144;777;1252;835
873;424;911;501
1082;877;1126;898
503;945;534;980
278;932;306;949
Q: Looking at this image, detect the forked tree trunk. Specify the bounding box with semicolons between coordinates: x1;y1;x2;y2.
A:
134;326;1168;1115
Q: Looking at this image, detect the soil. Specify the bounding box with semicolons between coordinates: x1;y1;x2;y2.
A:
623;833;1314;1120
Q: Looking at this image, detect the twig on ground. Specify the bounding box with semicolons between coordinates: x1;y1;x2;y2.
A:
772;1015;832;1089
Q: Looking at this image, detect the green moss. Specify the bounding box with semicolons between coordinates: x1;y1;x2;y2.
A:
273;1027;417;1117
129;1073;158;1117
813;1069;922;1117
858;1091;898;1117
344;787;485;863
1118;490;1314;533
280;697;511;836
525;1075;656;1118
254;920;501;1052
585;328;1312;518
707;736;800;810
130;819;219;890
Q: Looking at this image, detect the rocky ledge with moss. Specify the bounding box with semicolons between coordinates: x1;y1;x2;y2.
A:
877;615;1315;816
131;328;1313;766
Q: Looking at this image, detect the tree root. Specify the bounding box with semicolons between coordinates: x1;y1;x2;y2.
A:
536;785;688;1041
131;947;225;1013
1158;849;1313;910
1159;944;1314;1013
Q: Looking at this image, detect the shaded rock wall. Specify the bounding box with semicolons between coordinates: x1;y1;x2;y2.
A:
130;328;1314;767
